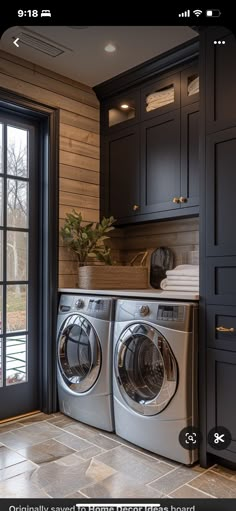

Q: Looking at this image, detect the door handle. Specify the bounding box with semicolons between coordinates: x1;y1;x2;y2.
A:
180;196;188;203
216;326;235;332
172;197;180;204
133;204;139;211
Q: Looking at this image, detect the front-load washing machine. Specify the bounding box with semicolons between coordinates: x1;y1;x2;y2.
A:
57;293;114;431
113;299;198;464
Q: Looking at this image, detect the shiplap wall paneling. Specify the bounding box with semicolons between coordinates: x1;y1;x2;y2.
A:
0;50;100;288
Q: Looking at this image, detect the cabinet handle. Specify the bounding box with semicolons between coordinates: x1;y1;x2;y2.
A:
180;196;188;203
216;326;235;333
172;197;180;204
133;204;139;211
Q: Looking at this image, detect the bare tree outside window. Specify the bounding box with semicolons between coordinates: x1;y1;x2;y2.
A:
4;127;29;382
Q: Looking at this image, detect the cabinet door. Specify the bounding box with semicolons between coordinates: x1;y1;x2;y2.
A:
207;349;236;462
181;63;199;107
206;257;236;306
101;89;140;133
141;111;180;215
180;103;199;208
206;28;236;133
104;126;140;222
141;73;180;121
206;128;236;256
207;305;236;352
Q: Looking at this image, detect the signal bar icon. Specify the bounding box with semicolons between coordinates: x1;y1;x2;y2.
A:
179;9;190;17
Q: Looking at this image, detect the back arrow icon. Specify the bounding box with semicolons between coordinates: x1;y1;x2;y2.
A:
13;38;20;48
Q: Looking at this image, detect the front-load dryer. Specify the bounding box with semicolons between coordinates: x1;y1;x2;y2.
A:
113;299;198;464
57;294;114;431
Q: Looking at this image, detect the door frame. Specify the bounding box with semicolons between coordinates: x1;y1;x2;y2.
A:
0;87;59;415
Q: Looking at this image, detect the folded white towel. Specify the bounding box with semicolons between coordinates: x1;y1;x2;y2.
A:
160;278;199;292
147;90;174;103
166;264;199;277
167;275;199;282
162;279;199;287
146;100;174;111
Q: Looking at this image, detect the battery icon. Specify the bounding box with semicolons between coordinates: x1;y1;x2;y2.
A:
206;9;221;17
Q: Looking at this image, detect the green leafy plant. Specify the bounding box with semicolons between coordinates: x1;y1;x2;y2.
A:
60;210;116;265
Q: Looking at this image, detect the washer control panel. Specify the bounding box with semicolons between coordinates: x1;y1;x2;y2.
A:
58;294;113;321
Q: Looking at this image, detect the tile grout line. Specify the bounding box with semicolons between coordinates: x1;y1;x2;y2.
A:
148;464;218;497
0;426;84;454
186;483;217;499
0;459;39;481
210;466;236;482
100;433;177;467
53;435;101;454
146;466;179;486
78;489;89;498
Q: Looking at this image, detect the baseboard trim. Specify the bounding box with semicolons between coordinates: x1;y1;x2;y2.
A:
0;410;41;424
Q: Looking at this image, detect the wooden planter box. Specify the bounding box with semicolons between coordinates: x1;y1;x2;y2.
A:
78;264;148;290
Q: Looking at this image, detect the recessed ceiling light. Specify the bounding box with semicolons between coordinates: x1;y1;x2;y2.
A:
104;43;117;53
121;104;129;109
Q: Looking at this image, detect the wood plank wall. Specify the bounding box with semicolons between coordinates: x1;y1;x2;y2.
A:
0;50;100;288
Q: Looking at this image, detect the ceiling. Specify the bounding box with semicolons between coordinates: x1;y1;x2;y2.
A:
0;26;197;87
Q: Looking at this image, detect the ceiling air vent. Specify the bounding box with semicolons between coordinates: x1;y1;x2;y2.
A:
15;32;64;57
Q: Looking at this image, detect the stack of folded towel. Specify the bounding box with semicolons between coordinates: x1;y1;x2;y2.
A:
160;264;199;292
146;87;174;112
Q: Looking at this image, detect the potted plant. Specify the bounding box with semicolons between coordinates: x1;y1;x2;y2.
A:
60;209;148;290
60;210;117;288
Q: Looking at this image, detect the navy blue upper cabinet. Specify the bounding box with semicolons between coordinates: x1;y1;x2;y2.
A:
140;111;181;215
101;125;140;222
206;28;236;133
95;42;200;225
180;103;199;209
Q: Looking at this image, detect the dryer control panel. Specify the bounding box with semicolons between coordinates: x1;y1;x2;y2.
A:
115;299;198;333
157;305;184;322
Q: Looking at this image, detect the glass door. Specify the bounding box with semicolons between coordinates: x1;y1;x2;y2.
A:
0;112;39;420
58;314;101;394
115;323;178;416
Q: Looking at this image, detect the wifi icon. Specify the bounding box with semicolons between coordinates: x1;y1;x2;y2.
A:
193;9;203;16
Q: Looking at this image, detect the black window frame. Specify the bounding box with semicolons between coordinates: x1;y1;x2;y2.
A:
0;87;59;414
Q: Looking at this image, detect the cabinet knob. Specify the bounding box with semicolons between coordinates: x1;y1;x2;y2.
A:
172;197;180;204
216;326;235;333
133;204;139;211
180;196;188;203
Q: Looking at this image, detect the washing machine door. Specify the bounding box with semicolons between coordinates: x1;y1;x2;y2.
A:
115;322;177;416
58;314;101;393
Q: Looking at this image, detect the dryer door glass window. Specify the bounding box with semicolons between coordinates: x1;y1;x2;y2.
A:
58;314;101;393
115;323;177;415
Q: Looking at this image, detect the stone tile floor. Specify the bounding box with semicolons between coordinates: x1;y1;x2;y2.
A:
0;412;235;498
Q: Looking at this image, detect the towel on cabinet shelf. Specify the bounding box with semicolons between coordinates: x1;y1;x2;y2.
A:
160;264;199;291
166;264;199;277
